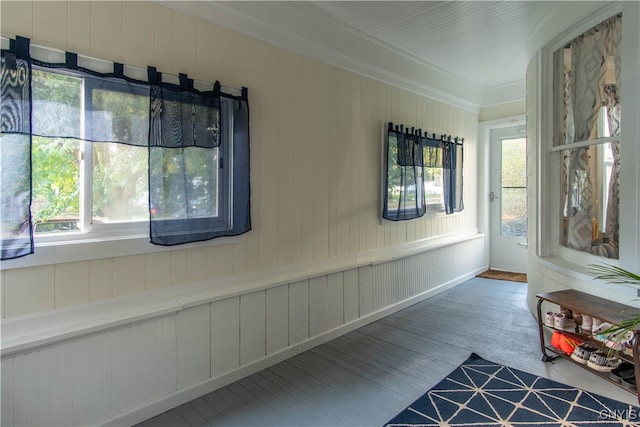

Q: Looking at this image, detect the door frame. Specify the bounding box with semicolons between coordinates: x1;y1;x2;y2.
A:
478;115;527;272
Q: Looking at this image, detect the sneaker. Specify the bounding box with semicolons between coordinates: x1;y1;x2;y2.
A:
554;312;567;329
586;350;620;372
610;362;635;384
544;311;555;327
571;343;598;364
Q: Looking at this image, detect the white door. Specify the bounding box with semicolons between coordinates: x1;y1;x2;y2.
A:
489;126;528;273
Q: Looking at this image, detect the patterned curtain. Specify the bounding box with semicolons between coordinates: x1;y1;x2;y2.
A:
565;17;613;252
0;37;34;260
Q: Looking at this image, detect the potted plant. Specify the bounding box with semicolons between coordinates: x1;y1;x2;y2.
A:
588;263;640;344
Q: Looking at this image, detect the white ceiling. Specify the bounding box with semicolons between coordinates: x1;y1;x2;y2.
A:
304;1;551;88
160;1;612;110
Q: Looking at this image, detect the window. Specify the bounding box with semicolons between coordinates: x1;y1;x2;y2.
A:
382;123;462;221
1;37;251;260
31;68;150;235
552;14;621;260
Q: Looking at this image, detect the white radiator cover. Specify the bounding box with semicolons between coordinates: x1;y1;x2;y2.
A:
1;232;486;427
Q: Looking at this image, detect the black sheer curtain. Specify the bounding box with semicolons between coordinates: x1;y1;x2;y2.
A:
383;124;427;221
383;122;463;222
0;37;33;260
0;36;251;260
147;68;251;245
443;137;464;214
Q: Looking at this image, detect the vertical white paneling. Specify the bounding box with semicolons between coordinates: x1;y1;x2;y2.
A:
176;305;211;389
300;58;316;263
186;246;208;283
170;249;188;286
289;280;310;345
1;1;33;39
359;265;374;316
112;254;146;297
145;252;172;291
171;12;197;74
121;1;155;67
89;258;113;301
350;75;363;254
309;275;328;336
33;2;67;49
313;62;331;259
54;261;90;309
266;285;289;354
326;272;345;330
50;343;73;426
195;20;224;82
66;2;90;55
4;265;54;318
291;55;305;265
240;291;266;365
344;268;360;323
258;43;279;270
276;50;295;267
1;356;14;426
153;4;174;73
211;297;240;376
90;1;122;61
207;245;235;279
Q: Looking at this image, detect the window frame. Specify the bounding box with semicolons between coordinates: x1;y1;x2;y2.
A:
540;4;631;270
0;38;246;269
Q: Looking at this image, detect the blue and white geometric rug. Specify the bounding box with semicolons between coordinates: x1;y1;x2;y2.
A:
384;353;640;426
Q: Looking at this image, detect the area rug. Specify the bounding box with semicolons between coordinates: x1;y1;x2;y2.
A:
384;353;640;426
476;269;527;283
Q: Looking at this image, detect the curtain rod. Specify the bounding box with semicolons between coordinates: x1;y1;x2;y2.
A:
0;36;242;96
387;121;464;144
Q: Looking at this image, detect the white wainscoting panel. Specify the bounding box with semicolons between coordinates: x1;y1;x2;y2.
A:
1;235;486;426
177;305;211;389
266;285;289;354
240;291;267;365
211;297;240;376
288;280;310;345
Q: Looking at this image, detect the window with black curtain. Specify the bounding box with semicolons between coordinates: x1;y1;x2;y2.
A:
0;36;251;260
382;123;463;222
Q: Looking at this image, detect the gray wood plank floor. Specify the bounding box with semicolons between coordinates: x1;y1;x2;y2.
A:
136;277;638;427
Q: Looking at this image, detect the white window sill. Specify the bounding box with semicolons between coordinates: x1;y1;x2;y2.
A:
1;233;244;270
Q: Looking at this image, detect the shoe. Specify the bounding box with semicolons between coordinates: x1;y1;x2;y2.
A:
582;314;593;332
560;336;582;355
551;331;564;349
544;311;555;327
554;312;567;329
610;362;635;383
622;375;637;391
571;343;598;364
586;350;620;372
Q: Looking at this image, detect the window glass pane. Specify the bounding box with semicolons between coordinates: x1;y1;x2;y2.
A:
501;137;526;237
424;166;444;213
149;147;218;220
560;144;619;259
92;143;148;223
502;188;526;237
90;86;149;145
32;136;81;233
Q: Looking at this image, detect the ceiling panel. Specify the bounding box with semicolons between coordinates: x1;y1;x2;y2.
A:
311;1;552;86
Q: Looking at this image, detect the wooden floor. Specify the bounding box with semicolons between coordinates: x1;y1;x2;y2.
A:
136;277;638;426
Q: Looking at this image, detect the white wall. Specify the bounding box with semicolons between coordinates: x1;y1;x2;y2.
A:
0;2;486;425
0;1;480;319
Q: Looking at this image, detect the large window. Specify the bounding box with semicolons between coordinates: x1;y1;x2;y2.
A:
1;37;251;260
552;14;621;260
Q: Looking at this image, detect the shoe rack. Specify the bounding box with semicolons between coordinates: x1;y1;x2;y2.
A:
536;289;640;404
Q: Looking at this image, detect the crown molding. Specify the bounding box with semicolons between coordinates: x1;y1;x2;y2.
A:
156;1;485;112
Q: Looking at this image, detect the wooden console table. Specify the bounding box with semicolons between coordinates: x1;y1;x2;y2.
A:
536;289;640;403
